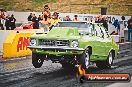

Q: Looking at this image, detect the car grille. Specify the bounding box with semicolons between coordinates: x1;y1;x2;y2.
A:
39;39;70;46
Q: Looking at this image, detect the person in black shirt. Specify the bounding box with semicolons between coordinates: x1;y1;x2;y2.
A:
102;17;108;31
95;16;108;31
27;13;32;21
9;14;16;30
5;16;10;30
127;16;132;42
32;14;39;29
38;15;42;21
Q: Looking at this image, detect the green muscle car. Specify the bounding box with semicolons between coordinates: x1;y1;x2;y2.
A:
27;22;119;69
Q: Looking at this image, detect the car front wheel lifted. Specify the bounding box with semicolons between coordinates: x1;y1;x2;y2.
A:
32;53;44;68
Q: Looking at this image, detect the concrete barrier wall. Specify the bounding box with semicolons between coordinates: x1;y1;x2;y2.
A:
0;31;15;55
0;31;9;54
3;31;34;58
0;29;47;58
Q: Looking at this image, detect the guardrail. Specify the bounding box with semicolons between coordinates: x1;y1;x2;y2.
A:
3;32;33;58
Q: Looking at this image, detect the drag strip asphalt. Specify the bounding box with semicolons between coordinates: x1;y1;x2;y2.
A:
0;55;132;87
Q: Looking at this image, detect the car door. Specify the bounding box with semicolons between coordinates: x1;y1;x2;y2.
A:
101;27;113;55
92;25;107;57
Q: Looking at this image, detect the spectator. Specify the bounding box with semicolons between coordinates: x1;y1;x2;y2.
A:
0;18;4;30
108;17;112;24
42;5;51;21
9;14;16;30
73;15;78;21
4;10;8;17
27;13;32;21
95;15;99;22
5;16;10;30
112;19;120;35
127;16;132;42
102;16;108;31
0;9;5;19
67;16;72;21
87;16;93;36
32;14;39;29
95;15;108;31
38;15;43;21
63;16;71;21
42;5;51;30
87;16;93;23
49;12;60;31
95;15;103;23
0;9;5;30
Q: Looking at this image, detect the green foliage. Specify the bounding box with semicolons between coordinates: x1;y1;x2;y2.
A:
0;0;131;15
32;0;57;4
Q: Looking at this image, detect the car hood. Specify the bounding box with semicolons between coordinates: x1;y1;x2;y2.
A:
48;27;78;36
34;27;81;40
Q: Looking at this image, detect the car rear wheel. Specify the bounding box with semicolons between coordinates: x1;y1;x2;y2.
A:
32;53;44;68
96;51;113;69
80;48;90;69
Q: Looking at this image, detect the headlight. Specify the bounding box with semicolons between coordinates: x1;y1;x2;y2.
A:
30;38;37;46
71;40;79;48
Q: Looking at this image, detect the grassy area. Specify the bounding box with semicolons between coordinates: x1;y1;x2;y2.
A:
0;0;132;15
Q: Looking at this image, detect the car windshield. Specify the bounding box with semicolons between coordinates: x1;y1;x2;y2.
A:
55;22;88;28
54;22;94;35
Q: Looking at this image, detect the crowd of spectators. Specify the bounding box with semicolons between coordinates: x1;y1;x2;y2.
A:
27;13;43;29
0;9;16;30
0;5;132;42
27;5;60;30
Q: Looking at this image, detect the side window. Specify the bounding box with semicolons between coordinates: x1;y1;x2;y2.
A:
87;24;94;36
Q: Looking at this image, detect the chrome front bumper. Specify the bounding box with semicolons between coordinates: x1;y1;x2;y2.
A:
27;46;84;51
